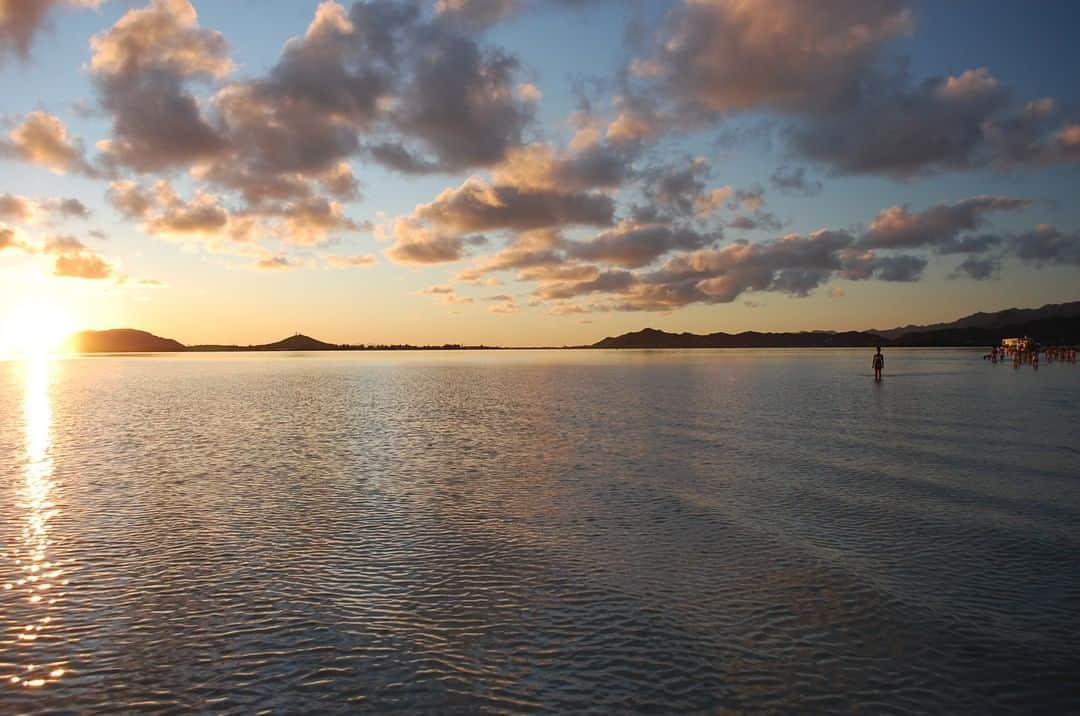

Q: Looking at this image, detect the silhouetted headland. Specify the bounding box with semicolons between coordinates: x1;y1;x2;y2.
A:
68;329;186;353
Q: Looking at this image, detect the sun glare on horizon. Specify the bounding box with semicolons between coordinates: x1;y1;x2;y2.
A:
1;295;77;357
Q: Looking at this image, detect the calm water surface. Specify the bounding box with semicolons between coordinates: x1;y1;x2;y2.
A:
1;349;1078;713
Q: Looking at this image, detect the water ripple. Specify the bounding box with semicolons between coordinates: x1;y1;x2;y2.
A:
1;350;1078;713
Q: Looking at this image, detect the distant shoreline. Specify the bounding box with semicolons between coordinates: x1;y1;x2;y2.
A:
59;300;1080;354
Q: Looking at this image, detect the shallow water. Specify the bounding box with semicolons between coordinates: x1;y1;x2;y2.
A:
1;349;1078;713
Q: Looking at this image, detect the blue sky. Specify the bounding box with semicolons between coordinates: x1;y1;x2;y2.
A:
0;0;1077;346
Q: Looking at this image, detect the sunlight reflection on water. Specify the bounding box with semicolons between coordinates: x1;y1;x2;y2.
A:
5;358;66;690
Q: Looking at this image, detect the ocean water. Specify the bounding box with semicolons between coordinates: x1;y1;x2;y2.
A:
1;348;1078;713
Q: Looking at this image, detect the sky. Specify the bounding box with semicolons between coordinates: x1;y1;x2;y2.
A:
0;0;1077;347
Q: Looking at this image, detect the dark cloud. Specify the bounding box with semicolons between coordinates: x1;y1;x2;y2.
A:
639;158;709;217
90;0;231;172
1012;225;1080;266
769;166;821;196
791;68;1012;178
367;142;442;174
211;0;534;185
434;0;516;29
0;0;104;62
951;255;1001;280
635;2;1077;177
567;222;715;268
434;0;608;31
393;28;530;171
45;197;91;220
936;233;1002;255
637;0;912;115
727;211;781;233
870;254;926;282
862;195;1031;250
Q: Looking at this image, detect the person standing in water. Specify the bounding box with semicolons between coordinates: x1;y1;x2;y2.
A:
872;346;885;381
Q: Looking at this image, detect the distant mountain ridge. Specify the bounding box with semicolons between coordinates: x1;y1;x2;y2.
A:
592;301;1080;349
593;328;885;349
875;300;1080;340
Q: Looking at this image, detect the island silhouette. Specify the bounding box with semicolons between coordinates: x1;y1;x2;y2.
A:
62;301;1080;353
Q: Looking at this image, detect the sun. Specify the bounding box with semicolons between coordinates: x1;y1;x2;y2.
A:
0;294;77;357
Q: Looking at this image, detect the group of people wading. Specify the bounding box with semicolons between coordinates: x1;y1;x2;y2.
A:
873;342;1076;380
986;343;1077;369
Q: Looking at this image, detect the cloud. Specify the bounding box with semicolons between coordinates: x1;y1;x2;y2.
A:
1055;123;1080;159
727;211;781;233
392;28;531;171
606;93;666;144
0;111;97;175
639;158;709;217
212;0;535;183
43;234;114;279
637;0;912;115
435;0;516;30
0;0;105;62
277;197;366;246
1012;225;1080;266
455;228;563;281
488;297;516;313
0;193;34;222
950;255;1001;280
769;166;822;196
862;195;1031;250
694;187;734;217
90;0;231;172
107;180;155;219
870;254;926;282
145;194;230;238
0;193;92;223
492;140;637;193
256;255;298;271
791;68;1014;177
420;284;473;304
0;226;26;252
567;221;715;268
43;197;91;220
366;142;442;174
110;179;364;250
635;4;1077;177
324;253;376;268
413;176;614;234
385;216;487;265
